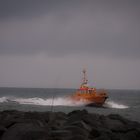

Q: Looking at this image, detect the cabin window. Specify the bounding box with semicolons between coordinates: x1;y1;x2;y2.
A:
79;90;85;94
89;90;92;94
81;90;85;94
78;90;90;94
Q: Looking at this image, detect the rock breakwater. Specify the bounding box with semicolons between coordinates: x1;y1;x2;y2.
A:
0;110;140;140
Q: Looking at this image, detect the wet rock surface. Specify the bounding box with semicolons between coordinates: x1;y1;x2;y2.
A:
0;110;139;140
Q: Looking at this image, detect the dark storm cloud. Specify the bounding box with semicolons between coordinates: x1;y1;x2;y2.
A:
0;0;81;19
0;0;140;19
0;0;50;19
0;0;140;58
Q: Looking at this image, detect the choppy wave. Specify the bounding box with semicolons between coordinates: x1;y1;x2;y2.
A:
0;96;129;109
0;97;8;103
0;96;86;106
104;101;129;109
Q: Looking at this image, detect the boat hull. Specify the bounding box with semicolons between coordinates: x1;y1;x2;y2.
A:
86;96;108;107
71;92;108;107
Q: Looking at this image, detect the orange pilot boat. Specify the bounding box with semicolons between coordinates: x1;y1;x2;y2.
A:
71;69;108;106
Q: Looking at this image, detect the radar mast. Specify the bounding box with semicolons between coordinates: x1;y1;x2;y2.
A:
81;69;88;87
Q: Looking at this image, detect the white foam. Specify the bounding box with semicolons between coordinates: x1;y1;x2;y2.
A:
0;97;129;109
104;101;129;109
0;96;86;106
0;97;8;103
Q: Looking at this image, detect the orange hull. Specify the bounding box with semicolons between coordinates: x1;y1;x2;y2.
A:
71;90;108;106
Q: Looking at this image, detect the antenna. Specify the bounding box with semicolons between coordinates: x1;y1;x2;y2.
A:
82;68;88;84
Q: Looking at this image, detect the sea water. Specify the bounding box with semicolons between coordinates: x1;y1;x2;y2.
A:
0;88;140;122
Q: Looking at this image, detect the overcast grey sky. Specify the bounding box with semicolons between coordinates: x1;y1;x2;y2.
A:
0;0;140;89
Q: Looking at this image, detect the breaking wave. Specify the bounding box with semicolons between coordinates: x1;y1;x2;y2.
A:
0;96;86;106
0;96;129;109
104;101;129;109
0;97;8;103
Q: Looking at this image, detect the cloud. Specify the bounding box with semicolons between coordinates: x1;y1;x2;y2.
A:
0;1;140;89
0;0;140;58
0;0;140;19
0;0;86;19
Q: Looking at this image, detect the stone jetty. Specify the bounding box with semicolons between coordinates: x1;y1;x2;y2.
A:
0;110;140;140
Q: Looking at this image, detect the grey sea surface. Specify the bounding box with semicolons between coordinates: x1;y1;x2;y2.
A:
0;88;140;122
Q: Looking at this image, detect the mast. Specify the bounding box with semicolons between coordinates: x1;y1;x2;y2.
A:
82;69;88;85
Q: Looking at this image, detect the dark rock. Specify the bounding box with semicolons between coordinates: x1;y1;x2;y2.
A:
82;113;101;128
1;122;49;140
47;112;67;130
94;134;111;140
69;134;87;140
66;120;92;131
54;112;67;120
125;121;140;132
122;131;139;140
0;110;140;140
101;117;127;132
68;109;88;116
49;119;67;130
0;110;24;128
51;130;72;139
67;109;88;123
108;114;129;124
107;114;140;133
89;127;114;140
63;125;89;138
0;126;7;137
89;128;101;138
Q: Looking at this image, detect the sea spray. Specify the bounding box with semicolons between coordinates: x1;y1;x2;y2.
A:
0;96;129;108
16;98;129;109
0;97;8;103
0;96;87;106
104;101;129;109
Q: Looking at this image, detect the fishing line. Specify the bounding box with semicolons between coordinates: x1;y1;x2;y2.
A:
50;74;61;112
50;89;55;112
